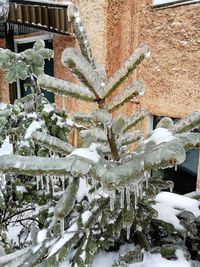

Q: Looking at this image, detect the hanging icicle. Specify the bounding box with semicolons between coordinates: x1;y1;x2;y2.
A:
126;187;131;211
60;175;65;192
36;175;40;190
40;175;44;190
51;175;55;196
127;225;131;240
61;218;65;238
46;175;50;194
174;163;177;171
120;189;125;209
109;190;116;211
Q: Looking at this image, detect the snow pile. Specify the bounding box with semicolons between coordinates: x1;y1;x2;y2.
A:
59;246;191;267
25;121;41;139
152;192;200;230
0;102;7;110
70;143;100;162
43;104;54;113
0;137;13;156
76;178;90;202
129;250;191;267
144;128;175;145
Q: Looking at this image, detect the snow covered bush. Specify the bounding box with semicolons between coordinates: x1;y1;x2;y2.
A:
0;3;199;266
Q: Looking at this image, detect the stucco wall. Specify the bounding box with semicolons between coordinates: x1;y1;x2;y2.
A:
106;0;200;119
0;39;9;103
54;0;107;113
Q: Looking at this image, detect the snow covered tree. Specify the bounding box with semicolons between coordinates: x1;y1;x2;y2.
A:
0;3;200;266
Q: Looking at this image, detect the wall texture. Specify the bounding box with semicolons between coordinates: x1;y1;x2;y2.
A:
105;0;200;119
0;39;9;103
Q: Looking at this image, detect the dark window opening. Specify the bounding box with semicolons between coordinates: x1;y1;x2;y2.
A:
153;115;199;194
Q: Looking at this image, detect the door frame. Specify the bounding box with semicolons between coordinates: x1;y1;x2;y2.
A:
14;33;53;99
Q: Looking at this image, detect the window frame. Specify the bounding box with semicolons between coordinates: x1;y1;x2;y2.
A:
152;0;200;8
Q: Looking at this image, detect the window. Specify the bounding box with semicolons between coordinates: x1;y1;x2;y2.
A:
152;115;200;194
153;0;200;7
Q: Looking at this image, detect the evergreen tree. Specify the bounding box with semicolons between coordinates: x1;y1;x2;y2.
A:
0;3;199;266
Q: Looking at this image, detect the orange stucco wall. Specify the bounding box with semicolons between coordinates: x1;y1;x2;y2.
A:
54;0;200;118
0;39;9;103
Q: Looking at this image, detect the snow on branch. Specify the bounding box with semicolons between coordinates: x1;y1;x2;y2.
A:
62;48;104;99
123;109;148;132
175;132;200;151
54;177;79;220
106;81;145;112
37;74;96;102
170;109;200;133
67;3;98;72
103;44;150;98
118;130;144;146
0;155;92;176
95;141;186;189
31;131;75;155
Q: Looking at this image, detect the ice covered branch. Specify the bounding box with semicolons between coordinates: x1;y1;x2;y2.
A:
123;109;148;132
54;177;79;220
67;3;98;72
0;155;92;176
175;132;200;151
62;48;104;99
37;74;96;102
95;141;186;188
106;81;145;112
31;131;75;155
103;44;150;98
170;109;200;133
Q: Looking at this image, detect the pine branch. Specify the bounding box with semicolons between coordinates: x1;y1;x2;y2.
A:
170;109;200;133
54;177;80;220
95;141;186;188
32;131;75;155
67;3;98;71
118;131;144;146
175;132;200;151
123;109;148;133
61;48;104;99
156;117;174;129
37;74;96;102
107;127;120;161
0;155;92;176
106;81;144;112
72;113;95;127
103;44;150;98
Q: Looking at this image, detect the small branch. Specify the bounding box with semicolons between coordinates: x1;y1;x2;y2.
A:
107;127;120;161
37;74;96;102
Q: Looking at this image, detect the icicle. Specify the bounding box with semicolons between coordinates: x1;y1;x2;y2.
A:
46;175;50;194
174;163;177;171
40;175;44;190
36;176;40;190
61;218;65;238
126;187;131;211
169;184;174;193
127;225;131;240
51;176;55;196
120;189;125;209
109;190;116;211
134;192;138;209
60;175;65;192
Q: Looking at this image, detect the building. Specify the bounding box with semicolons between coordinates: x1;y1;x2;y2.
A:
0;0;199;190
